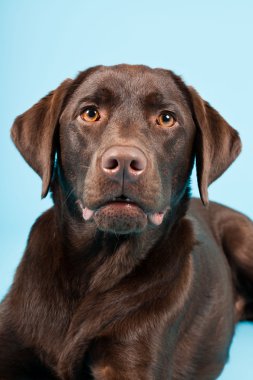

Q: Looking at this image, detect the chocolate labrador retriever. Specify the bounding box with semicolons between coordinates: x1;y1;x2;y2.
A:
0;64;253;380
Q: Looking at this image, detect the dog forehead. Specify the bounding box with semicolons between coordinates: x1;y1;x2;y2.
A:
71;65;187;103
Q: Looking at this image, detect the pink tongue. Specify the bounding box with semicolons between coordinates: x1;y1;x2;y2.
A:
148;212;165;225
82;207;95;221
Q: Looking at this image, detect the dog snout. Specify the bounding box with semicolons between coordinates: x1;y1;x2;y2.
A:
101;146;147;183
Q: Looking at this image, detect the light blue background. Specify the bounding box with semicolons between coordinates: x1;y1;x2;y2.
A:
0;1;252;379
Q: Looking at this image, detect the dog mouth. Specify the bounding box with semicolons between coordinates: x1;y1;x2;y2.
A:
78;196;168;234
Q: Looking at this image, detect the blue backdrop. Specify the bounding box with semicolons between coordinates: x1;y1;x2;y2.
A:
0;1;252;378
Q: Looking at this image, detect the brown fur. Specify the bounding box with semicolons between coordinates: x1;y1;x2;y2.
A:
0;64;252;380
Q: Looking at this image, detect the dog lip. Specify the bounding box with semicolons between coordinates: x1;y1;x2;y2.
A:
77;198;141;221
98;200;143;211
94;199;145;219
77;199;169;226
81;195;145;213
103;196;138;207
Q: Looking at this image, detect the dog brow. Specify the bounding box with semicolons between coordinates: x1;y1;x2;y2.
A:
77;87;114;106
143;91;167;109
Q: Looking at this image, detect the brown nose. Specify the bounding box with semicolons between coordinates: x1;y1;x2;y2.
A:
101;146;147;183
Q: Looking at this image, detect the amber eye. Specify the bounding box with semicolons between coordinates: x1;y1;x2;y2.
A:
80;108;100;122
157;112;176;127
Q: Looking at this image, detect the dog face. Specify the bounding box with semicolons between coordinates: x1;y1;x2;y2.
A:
59;65;196;233
11;65;241;234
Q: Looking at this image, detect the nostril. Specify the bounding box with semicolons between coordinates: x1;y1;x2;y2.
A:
101;146;147;180
104;157;119;170
130;159;144;172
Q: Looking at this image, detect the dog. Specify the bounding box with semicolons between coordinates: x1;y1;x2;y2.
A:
0;64;252;380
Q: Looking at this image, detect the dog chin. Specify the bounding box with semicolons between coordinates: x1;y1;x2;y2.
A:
78;199;169;233
93;203;148;234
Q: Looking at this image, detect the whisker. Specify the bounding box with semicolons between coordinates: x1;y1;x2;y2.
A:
63;188;75;205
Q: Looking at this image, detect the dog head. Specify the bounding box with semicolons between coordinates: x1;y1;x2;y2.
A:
11;65;241;234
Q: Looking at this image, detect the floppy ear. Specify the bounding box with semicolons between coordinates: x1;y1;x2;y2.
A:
188;86;242;206
11;79;72;198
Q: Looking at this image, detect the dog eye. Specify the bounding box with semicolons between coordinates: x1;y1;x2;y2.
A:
80;108;100;122
156;112;176;127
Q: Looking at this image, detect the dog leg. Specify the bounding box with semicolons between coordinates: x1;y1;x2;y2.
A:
218;209;253;321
